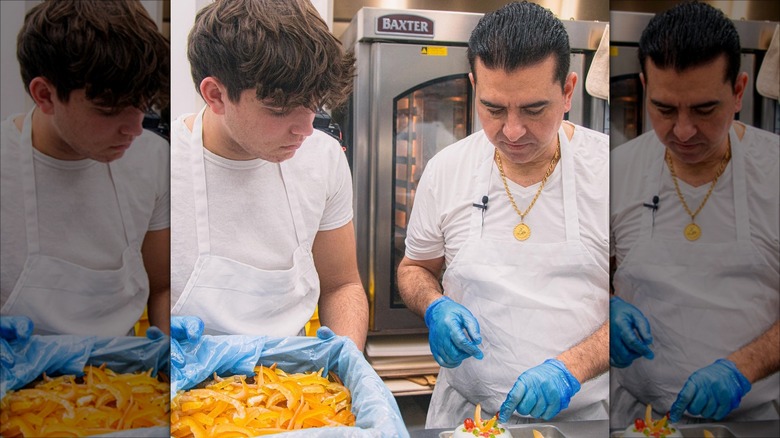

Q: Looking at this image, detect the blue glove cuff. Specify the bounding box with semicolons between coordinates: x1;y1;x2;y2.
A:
424;296;452;328
609;295;625;305
544;358;582;396
715;358;752;396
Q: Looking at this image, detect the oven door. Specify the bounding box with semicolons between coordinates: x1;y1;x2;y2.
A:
369;42;473;333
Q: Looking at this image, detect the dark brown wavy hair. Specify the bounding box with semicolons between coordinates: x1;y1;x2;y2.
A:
188;0;355;110
17;0;170;110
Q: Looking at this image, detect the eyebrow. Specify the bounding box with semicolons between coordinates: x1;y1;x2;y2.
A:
479;98;549;109
650;99;720;109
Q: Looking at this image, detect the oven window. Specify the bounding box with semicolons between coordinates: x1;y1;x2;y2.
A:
390;75;471;308
610;74;643;148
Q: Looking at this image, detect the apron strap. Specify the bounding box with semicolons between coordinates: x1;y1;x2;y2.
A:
642;125;750;242
107;161;138;247
279;161;309;246
559;125;581;242
20;109;41;255
467;125;581;242
468;143;496;239
19;109;137;254
639;140;667;241
189;106;309;254
729;126;750;242
190;107;212;256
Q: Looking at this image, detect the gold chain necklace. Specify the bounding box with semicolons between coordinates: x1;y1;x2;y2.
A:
495;138;560;241
666;144;731;241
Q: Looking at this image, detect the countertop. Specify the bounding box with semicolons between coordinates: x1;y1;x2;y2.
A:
410;420;608;438
409;420;780;438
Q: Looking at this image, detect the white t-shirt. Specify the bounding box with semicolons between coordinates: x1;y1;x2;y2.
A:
0;115;170;306
405;124;609;273
170;114;353;303
610;125;779;271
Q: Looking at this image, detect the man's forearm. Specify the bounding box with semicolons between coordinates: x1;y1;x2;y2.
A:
728;320;780;383
318;283;368;351
146;288;170;335
397;263;444;318
557;320;609;383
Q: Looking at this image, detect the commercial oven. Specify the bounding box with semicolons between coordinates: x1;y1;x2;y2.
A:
339;7;608;334
610;11;779;149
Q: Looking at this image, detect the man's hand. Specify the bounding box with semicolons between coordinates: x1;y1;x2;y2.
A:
610;296;654;368
669;359;751;422
424;296;483;368
498;359;581;422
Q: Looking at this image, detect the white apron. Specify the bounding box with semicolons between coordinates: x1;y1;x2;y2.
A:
1;109;148;336
611;127;780;427
170;107;319;336
426;127;609;428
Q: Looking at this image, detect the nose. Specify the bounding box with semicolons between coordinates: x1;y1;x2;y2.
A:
119;108;145;137
672;111;697;143
502;111;526;143
290;108;315;137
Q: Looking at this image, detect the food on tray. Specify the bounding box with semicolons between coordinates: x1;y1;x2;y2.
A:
452;403;511;438
171;363;355;437
623;404;682;438
0;364;169;437
703;430;714;438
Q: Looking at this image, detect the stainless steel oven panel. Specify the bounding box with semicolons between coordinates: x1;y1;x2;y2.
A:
610;11;653;44
341;7;483;47
740;53;756;127
370;43;471;333
349;41;374;306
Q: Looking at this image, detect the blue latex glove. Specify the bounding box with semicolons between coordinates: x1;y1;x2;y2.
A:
610;296;654;368
669;359;751;422
169;316;264;395
1;316;34;370
1;316;33;343
424;296;483;368
499;358;582;422
1;335;95;399
170;316;204;372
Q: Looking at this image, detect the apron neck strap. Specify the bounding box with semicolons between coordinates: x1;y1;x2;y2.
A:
19;108;136;256
642;125;750;241
468;125;581;241
190;107;212;256
729;126;750;241
189;106;310;256
559;125;581;241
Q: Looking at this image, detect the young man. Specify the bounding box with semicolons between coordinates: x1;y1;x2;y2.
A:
171;0;368;349
1;0;170;336
397;2;609;428
610;1;779;428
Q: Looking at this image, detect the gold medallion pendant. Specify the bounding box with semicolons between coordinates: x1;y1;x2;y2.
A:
684;223;701;241
513;223;531;241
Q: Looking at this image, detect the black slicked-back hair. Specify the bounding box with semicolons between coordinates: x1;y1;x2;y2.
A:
639;1;740;85
467;1;570;89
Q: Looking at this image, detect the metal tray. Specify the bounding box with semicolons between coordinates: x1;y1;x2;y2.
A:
679;424;737;437
611;424;737;438
439;424;566;438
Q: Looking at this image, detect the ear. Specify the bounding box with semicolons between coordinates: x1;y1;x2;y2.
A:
732;72;748;113
562;72;578;112
469;72;475;89
199;77;229;115
28;77;58;115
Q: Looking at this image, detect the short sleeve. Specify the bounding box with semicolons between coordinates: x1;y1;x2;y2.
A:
319;145;353;231
404;160;445;261
147;134;171;231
